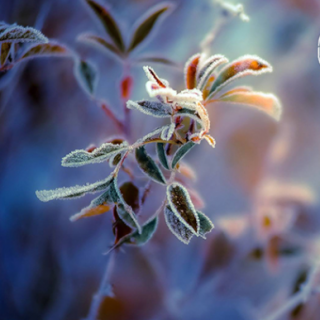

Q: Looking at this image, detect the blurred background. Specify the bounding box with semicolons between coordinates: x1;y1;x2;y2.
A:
1;0;320;319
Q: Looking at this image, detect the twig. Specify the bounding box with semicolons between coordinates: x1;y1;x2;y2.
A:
86;252;116;320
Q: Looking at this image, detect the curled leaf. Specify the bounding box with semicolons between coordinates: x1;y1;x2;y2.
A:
135;146;166;184
161;123;175;141
128;3;172;52
126;100;172;118
124;217;158;246
77;33;122;58
156;143;169;170
171;141;196;169
61;141;128;167
20;41;71;61
218;91;282;121
164;205;194;244
208;55;273;98
0;25;48;43
167;182;199;234
85;0;125;52
197;211;214;238
74;59;98;96
184;53;202;89
36;175;114;202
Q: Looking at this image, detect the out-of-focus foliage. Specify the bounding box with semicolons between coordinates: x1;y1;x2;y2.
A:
2;0;320;320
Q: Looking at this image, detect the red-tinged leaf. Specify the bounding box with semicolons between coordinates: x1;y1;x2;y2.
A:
120;76;133;99
208;55;273;98
119;182;140;213
0;42;12;66
136;56;178;66
178;162;197;181
85;0;125;52
143;66;167;88
217;86;252;99
77;33;123;58
70;203;111;222
184;53;201;89
218;91;282;121
20;42;70;61
128;3;172;52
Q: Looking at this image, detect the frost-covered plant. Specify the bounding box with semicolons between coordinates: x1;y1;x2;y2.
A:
36;52;282;246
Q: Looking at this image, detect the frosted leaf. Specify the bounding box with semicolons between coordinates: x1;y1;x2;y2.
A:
143;66;169;87
0;25;48;43
109;178;141;232
135;146;166;185
124;216;158;246
0;42;12;66
175;89;203;104
70;203;111;222
20;41;70;61
184;53;202;89
0;22;11;33
36;175;114;202
85;0;125;52
171;141;196;169
126;99;172;118
145;81;177;101
61;141;128;167
161;123;175;141
137;126;165;144
196;54;226;82
197;56;229;91
218;91;282;121
208;55;273;99
164;205;194;244
77;33;122;58
128;3;172;52
74;59;98;96
167;182;200;234
174;108;204;128
203;134;216;148
197;211;214;239
156;143;169;170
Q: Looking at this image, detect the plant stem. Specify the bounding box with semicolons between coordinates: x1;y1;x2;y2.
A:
86;252;115;320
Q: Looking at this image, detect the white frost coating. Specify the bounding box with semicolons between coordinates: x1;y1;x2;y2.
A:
196;54;227;83
175;89;203;103
160;123;175;141
136;126;165;144
145;81;177;100
197;56;229;91
164;205;194;244
143;66;169;87
166;182;200;235
218;91;282;121
217;1;250;22
61;141;129;167
126;100;172;118
35;175;114;202
0;25;48;43
207;55;273;100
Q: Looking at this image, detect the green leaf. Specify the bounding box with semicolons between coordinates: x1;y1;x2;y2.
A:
171;141;196;169
36;175;114;202
77;33;123;58
156;143;169;170
0;25;48;43
197;211;214;239
167;182;199;234
108;178;141;232
20;41;71;61
74;59;98;96
164;205;194;244
128;3;172;52
85;0;125;52
124;217;158;246
207;55;273;99
135;146;166;185
127;100;172;118
61;141;128;167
